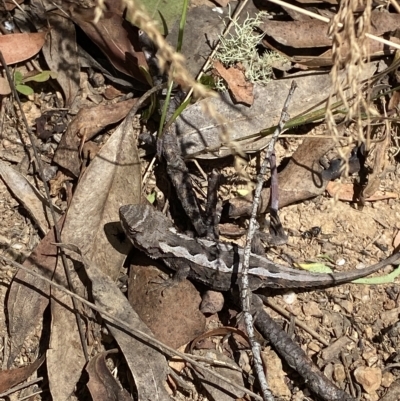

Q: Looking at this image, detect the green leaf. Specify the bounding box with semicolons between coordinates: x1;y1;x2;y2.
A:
296;262;333;274
147;192;156;204
236;189;250;197
128;0;185;36
23;70;57;83
14;71;23;84
16;84;34;96
352;265;400;285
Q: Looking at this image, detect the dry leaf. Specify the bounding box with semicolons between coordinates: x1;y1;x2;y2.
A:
69;248;171;401
0;160;62;234
213;60;254;105
0;32;46;65
0;77;11;95
47;112;142;401
177;63;377;159
86;350;132;401
128;254;206;349
68;3;148;86
260;11;400;50
0;355;45;392
40;12;80;106
7;216;65;367
53;98;138;177
326;182;398;202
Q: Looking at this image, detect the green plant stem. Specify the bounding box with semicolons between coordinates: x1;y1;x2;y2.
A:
157;0;189;137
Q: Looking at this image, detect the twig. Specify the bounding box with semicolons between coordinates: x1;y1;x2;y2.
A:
0;254;263;401
253;299;356;401
241;81;297;401
390;0;400;14
205;168;220;239
261;297;329;347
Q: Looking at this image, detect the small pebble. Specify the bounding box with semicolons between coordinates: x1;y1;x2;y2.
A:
353;366;382;394
336;258;346;266
333;364;346;383
282;291;297;304
302;301;322;317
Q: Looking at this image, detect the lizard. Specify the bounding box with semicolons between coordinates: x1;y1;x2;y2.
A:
120;204;400;292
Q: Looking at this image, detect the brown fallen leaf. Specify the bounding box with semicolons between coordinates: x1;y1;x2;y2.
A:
53;98;139;178
213;60;254;105
86;350;132;401
128;254;206;349
0;160;62;234
0;355;45;393
260;10;400;50
68;2;148;86
40;11;80;106
293;36;400;68
0;77;11;95
228;137;337;217
0;32;46;65
72;249;171;401
7;216;65;367
47;108;142;401
3;0;24;10
326;181;398;202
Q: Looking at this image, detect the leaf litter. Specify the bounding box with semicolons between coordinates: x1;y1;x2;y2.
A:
1;0;400;400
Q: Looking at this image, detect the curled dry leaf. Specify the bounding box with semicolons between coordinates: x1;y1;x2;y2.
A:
86;350;132;401
47;112;142;401
53;98;139;178
0;355;45;392
0;32;46;65
0;160;62;235
68;3;148;87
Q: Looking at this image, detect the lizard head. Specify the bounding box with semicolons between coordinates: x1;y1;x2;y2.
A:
119;204;152;235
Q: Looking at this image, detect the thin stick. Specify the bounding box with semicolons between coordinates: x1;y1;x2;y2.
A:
267;0;400;51
263;298;329;347
0;377;43;398
240;81;297;401
390;0;400;14
0;254;263;401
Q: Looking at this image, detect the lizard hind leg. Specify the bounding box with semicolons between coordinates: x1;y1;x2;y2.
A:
148;262;191;296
